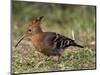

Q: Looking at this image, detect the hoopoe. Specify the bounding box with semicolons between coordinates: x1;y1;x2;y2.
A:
15;16;84;60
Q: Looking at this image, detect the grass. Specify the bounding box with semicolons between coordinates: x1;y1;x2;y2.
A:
12;48;96;74
12;1;96;74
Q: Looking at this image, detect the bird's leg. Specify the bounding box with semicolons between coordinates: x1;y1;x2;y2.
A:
57;54;62;63
56;49;64;63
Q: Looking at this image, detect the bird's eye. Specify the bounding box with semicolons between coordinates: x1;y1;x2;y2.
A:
28;29;32;32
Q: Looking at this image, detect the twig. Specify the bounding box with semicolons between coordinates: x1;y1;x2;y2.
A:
72;30;75;40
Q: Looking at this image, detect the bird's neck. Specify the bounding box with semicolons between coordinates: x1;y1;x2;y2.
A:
34;27;43;34
29;32;45;50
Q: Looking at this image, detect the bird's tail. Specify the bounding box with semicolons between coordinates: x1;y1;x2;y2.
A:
73;43;84;48
70;40;84;48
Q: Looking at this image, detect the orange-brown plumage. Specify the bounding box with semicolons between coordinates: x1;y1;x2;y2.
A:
15;16;84;59
30;32;46;51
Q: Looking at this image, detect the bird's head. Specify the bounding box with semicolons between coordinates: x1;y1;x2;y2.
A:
15;16;44;47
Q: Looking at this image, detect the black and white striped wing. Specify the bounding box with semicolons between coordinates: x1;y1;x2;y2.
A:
44;32;74;50
53;33;73;49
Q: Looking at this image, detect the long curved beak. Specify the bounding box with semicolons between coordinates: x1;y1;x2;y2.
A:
15;34;26;48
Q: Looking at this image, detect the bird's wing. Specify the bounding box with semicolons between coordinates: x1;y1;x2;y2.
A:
43;32;73;50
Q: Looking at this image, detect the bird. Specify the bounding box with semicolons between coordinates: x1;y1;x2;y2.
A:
15;16;84;60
